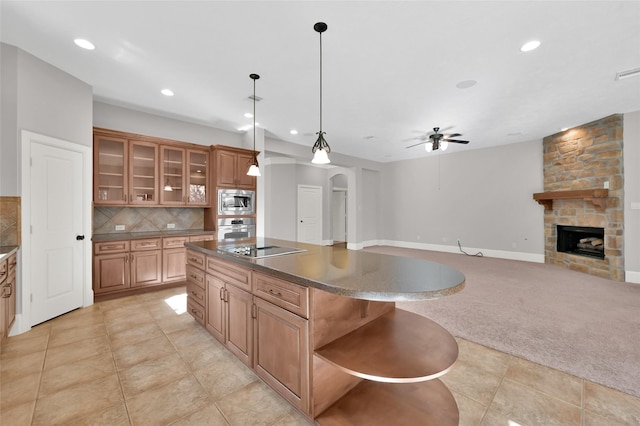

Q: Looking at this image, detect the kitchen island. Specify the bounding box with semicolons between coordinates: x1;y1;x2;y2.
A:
185;238;465;425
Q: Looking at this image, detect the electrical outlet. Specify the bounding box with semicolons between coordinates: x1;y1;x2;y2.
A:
115;225;125;231
604;181;610;189
167;223;176;229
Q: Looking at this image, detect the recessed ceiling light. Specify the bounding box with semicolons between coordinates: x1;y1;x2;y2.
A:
290;130;298;135
74;39;95;50
244;113;253;118
507;132;522;136
363;136;375;140
456;80;477;89
161;89;174;97
520;40;541;52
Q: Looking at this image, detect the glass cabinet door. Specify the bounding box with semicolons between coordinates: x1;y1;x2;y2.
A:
129;142;158;204
94;136;128;205
161;147;185;204
187;150;208;205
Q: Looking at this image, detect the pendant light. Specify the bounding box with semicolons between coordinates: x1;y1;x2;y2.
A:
311;22;331;164
247;73;261;177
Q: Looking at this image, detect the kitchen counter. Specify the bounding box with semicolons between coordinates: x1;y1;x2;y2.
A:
185;237;465;302
92;229;216;242
0;246;19;262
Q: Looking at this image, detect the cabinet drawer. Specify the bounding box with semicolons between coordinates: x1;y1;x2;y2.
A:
163;236;188;249
94;240;130;255
186;282;205;307
206;256;250;292
0;259;7;284
253;272;309;318
186;265;205;289
186;250;206;270
131;238;162;251
189;234;214;242
187;297;205;326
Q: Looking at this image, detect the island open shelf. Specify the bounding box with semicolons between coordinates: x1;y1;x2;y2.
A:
315;379;459;426
315;308;458;383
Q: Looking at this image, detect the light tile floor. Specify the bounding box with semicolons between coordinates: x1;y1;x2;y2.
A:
1;286;639;425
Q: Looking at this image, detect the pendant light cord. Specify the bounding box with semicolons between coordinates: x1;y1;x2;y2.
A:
253;77;256;151
319;30;323;134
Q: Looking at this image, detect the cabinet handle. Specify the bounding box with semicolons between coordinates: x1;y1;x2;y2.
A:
2;284;10;298
268;289;282;297
223;289;229;302
130;254;134;261
124;255;128;263
251;303;257;319
0;271;6;277
5;283;11;298
219;287;224;301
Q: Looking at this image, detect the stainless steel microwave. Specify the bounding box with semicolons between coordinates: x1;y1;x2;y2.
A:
218;189;255;215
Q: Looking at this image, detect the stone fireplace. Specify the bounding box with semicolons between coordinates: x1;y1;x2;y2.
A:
537;114;624;281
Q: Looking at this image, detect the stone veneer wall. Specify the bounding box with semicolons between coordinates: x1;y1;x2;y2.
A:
542;114;624;281
0;196;21;246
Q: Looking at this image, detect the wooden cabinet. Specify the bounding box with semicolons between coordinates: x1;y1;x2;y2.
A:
160;147;210;206
94;135;128;205
129;141;158;205
0;255;12;344
162;236;188;283
204;255;253;367
94;128;209;207
93;238;162;294
215;147;256;189
253;296;310;414
130;238;162;287
93;241;131;294
94;136;158;206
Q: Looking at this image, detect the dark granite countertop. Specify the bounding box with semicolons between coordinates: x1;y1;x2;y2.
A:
92;230;215;242
185;238;465;302
0;246;19;262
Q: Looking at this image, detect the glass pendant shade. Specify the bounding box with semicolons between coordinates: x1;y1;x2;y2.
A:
441;141;449;151
247;163;261;176
312;148;330;164
425;143;433;153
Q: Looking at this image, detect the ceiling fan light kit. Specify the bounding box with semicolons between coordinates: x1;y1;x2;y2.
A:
409;127;470;152
311;21;331;165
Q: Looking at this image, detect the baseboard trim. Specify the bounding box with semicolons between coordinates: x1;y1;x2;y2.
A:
359;239;544;263
625;270;640;284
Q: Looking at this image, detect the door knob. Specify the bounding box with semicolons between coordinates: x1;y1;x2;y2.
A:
76;235;85;240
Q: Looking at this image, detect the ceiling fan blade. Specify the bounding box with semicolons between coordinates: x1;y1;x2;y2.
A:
443;139;469;144
446;133;462;138
405;141;427;149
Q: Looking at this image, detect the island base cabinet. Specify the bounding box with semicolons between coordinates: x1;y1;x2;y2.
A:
253;297;310;416
206;274;225;343
225;284;253;367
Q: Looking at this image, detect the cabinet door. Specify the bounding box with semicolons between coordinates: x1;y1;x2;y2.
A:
206;275;225;343
131;250;162;287
94;253;130;293
225;284;253;367
163;248;186;283
187;149;209;205
253;297;310;414
94;135;128;204
217;150;237;187
160;146;185;205
236;152;257;189
129;141;158;205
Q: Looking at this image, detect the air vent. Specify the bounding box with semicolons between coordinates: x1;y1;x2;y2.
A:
248;95;263;102
615;67;640;81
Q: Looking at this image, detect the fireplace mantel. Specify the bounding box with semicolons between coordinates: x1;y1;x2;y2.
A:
533;189;609;211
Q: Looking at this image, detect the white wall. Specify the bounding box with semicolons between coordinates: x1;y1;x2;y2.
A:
264;159;297;241
93;101;243;148
623;111;640;283
381;139;545;260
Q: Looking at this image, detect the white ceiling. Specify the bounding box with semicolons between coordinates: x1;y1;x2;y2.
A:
2;1;639;163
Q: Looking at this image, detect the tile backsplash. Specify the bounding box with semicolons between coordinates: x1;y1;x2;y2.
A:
0;196;21;246
93;207;204;234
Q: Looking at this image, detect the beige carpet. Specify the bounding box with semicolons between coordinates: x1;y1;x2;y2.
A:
364;246;640;398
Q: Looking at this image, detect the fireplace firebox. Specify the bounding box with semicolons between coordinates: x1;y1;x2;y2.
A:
556;225;605;259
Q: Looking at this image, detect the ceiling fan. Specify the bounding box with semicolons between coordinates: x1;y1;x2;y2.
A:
406;127;470;152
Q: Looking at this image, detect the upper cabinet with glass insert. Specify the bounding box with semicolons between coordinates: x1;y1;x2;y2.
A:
94;128;209;207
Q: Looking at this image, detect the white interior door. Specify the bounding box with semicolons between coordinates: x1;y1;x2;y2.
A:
29;138;86;325
297;185;322;245
332;190;347;242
